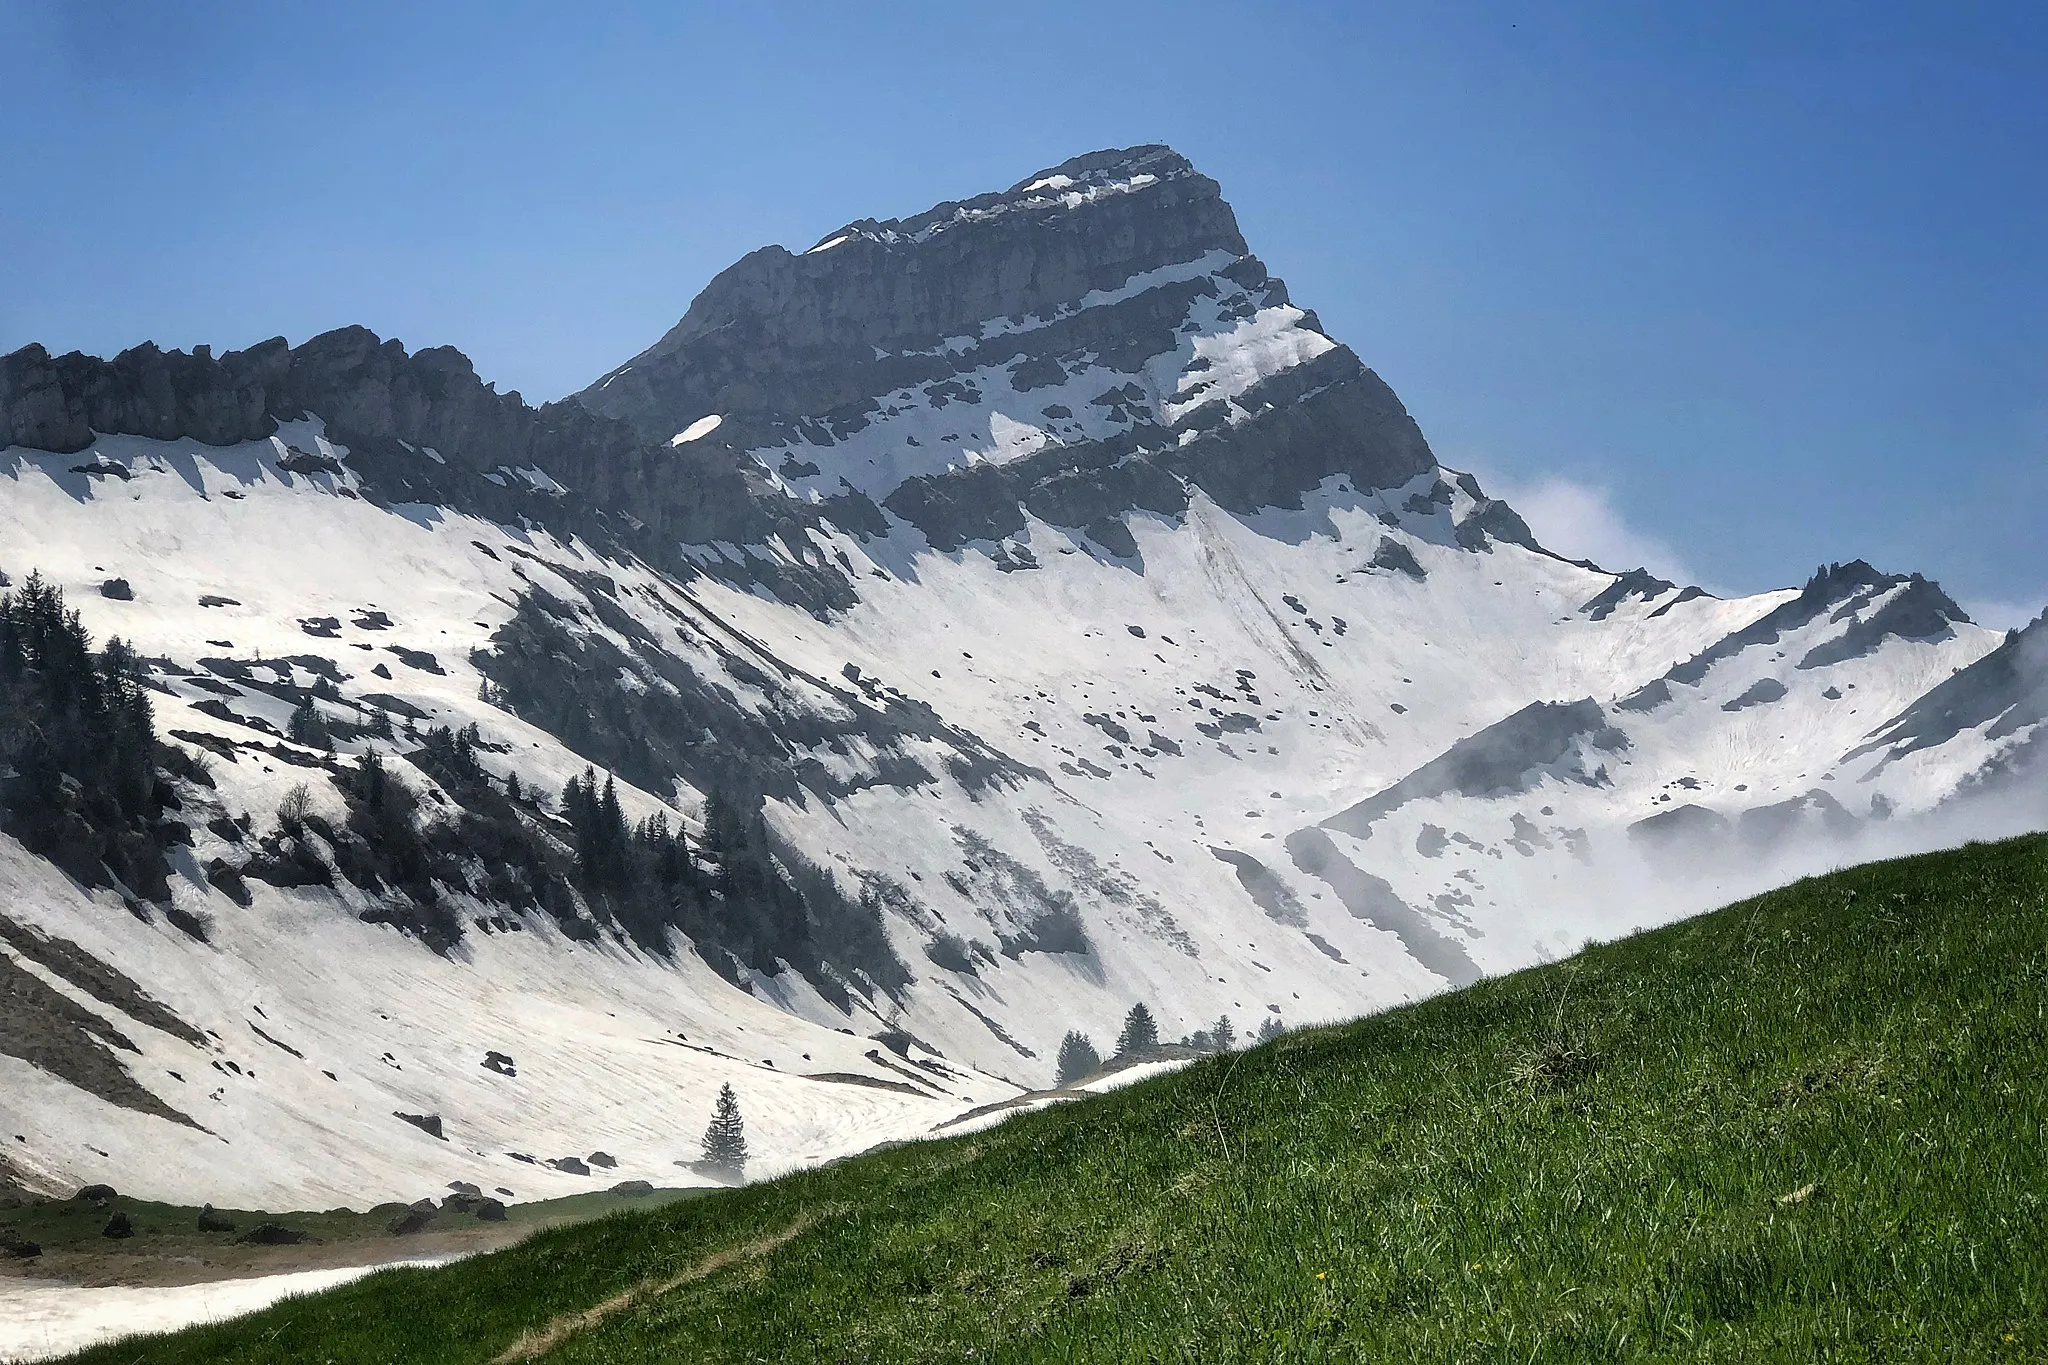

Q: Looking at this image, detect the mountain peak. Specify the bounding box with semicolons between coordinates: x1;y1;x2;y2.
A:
576;145;1450;553
808;144;1209;255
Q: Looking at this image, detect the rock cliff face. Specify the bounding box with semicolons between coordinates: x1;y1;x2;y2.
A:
577;145;1527;554
0;328;846;601
3;145;1527;575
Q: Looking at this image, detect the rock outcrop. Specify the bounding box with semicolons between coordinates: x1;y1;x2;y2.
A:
576;145;1462;551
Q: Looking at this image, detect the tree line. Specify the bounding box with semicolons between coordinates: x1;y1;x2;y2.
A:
1055;1003;1286;1085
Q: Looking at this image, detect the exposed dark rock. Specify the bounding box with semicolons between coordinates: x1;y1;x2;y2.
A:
1284;828;1479;987
386;646;444;674
1797;574;1969;670
996;904;1093;958
0;952;201;1127
205;858;253;905
1627;803;1732;854
1615;677;1673;713
394;1111;445;1140
99;578;134;601
1579;568;1675;621
1661;561;1917;691
609;1179;653;1196
1367;539;1426;580
237;1220;312;1245
1737;789;1858;850
4;147;1527;620
548;1156;590;1176
587;1151;617;1169
1722;678;1789;712
924;931;982;974
1325;699;1626;836
387;1204;436;1235
1852;610;2048;764
102;1211;134;1239
1208;846;1308;927
75;1183;116;1203
574;146;1452;556
0;913;206;1046
276;445;344;477
1454;496;1540;552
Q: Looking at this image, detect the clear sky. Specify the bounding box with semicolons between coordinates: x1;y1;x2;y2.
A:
4;1;2042;622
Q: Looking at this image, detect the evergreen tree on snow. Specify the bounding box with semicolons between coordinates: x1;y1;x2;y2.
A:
1114;1002;1160;1060
1055;1030;1101;1085
700;1083;748;1180
287;697;332;750
1210;1015;1236;1053
1257;1015;1285;1044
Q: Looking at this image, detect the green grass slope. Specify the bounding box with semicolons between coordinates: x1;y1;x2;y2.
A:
73;834;2048;1362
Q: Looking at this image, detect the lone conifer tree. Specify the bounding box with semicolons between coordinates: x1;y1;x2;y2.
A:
1055;1030;1101;1085
1115;1002;1159;1060
1257;1014;1285;1044
700;1083;748;1181
1210;1015;1236;1053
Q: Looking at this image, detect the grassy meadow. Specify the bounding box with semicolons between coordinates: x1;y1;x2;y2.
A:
65;833;2048;1362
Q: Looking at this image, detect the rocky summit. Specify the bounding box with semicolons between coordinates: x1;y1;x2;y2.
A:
576;145;1491;556
0;146;2041;1210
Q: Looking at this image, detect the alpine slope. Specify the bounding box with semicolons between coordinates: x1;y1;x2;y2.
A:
1;145;2041;1208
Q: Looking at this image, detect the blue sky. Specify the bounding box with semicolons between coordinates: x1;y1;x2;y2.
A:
3;1;2042;622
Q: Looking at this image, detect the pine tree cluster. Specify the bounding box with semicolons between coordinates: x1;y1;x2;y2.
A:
0;574;170;896
557;771;910;1004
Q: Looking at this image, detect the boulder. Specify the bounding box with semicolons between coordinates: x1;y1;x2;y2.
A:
393;1111;445;1139
236;1221;309;1245
102;1211;134;1239
386;1206;434;1235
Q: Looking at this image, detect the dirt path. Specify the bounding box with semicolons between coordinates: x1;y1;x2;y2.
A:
490;1209;829;1363
0;1220;532;1291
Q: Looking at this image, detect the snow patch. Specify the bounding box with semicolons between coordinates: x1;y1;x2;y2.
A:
670;414;724;445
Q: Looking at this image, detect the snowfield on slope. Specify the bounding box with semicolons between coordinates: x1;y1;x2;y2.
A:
0;418;2015;1208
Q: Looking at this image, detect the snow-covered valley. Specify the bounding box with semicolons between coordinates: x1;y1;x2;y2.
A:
2;144;2042;1215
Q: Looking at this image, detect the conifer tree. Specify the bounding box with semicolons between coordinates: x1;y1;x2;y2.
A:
700;1083;748;1180
1055;1030;1101;1085
287;698;331;750
1210;1015;1236;1053
1257;1015;1285;1044
1115;1002;1159;1059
